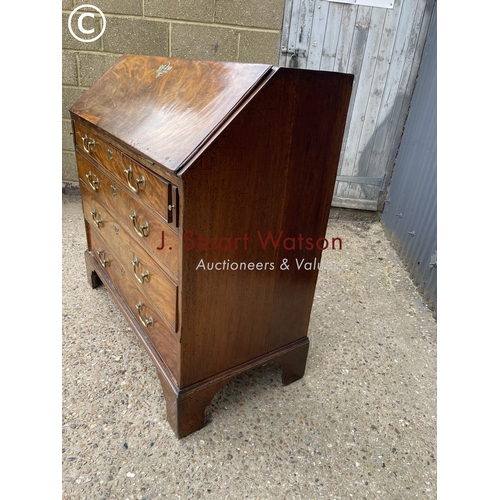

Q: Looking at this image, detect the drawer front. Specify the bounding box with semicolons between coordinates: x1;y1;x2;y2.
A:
86;221;180;381
73;120;121;177
80;182;178;332
74;120;179;227
77;152;179;279
119;154;179;228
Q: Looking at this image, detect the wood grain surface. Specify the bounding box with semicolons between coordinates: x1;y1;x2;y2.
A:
86;221;180;382
77;152;180;279
180;67;353;387
71;56;353;436
70;55;272;173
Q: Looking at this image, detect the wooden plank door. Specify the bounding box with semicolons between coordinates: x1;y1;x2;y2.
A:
280;0;435;210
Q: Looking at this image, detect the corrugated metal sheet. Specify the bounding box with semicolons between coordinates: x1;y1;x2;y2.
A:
382;1;436;313
280;0;435;210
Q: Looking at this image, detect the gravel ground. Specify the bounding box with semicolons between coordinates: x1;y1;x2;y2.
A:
62;192;437;500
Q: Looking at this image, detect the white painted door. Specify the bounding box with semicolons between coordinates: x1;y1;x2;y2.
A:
280;0;435;210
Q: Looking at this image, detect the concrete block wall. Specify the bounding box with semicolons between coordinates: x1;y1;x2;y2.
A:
62;0;286;183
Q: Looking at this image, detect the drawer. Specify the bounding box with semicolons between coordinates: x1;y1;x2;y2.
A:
80;183;178;332
77;152;179;279
74;120;179;227
73;119;121;172
86;222;180;382
119;153;179;228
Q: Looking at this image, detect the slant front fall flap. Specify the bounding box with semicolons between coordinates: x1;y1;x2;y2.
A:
70;55;272;173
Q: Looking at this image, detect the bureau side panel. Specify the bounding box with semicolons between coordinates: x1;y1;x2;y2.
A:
180;68;353;387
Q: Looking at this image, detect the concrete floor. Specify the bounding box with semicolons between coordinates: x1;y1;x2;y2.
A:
62;191;437;499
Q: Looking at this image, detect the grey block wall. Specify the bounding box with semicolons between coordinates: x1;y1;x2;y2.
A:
62;0;285;183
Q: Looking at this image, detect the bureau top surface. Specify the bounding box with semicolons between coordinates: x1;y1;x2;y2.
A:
70;55;272;173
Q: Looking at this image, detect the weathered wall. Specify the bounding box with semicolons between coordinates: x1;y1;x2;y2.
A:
62;0;285;183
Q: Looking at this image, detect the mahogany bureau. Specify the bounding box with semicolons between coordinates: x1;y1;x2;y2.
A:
70;55;352;438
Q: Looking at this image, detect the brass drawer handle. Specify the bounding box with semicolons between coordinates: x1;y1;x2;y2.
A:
131;257;150;284
136;302;153;328
128;211;149;237
85;171;100;191
82;134;96;153
124;165;146;193
97;250;109;267
90;209;103;228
